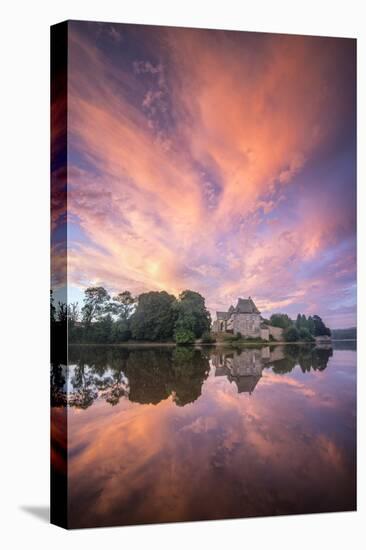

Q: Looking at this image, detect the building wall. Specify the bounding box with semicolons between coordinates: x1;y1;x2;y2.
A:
213;320;226;332
226;348;263;376
232;313;261;337
269;325;284;341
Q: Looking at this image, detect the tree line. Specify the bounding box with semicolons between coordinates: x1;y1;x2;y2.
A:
51;345;332;409
51;288;331;344
263;312;331;342
51;287;212;344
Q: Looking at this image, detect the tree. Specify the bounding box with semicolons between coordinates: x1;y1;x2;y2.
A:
298;327;315;342
67;302;79;327
312;315;331;337
201;331;216;344
175;290;211;338
112;319;131;342
94;313;114;343
175;328;195;345
270;313;293;329
296;314;301;328
57;301;68;323
307;316;316;335
111;290;136;320
283;326;300;342
50;290;56;324
81;286;110;326
296;313;308;330
130;291;178;340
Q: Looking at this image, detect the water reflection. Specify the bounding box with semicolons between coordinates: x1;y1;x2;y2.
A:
51;344;333;407
51;343;356;528
212;346;332;394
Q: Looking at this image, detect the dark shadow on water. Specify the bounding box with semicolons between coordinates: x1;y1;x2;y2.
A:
21;505;49;523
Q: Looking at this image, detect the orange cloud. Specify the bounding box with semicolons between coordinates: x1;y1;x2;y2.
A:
165;31;340;222
63;24;355;326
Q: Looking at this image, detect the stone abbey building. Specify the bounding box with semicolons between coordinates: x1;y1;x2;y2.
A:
212;297;273;340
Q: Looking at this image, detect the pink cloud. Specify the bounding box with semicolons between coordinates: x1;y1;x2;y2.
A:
63;26;355;327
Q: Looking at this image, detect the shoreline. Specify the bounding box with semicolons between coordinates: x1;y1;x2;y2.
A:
68;339;348;348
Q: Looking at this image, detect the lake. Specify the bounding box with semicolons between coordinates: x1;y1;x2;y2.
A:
51;343;356;528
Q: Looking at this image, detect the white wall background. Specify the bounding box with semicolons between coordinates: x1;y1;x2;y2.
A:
1;1;364;548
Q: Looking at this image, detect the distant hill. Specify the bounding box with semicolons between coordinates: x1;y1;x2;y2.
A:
331;327;357;340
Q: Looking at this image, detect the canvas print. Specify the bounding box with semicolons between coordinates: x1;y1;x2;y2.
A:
51;20;356;529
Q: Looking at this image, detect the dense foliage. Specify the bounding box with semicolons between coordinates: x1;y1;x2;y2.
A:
270;313;293;329
269;312;331;342
175;328;196;345
174;290;211;340
51;288;331;344
130;291;177;340
52;287;211;344
283;326;301;342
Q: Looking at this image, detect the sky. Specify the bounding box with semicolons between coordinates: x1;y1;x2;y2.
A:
54;21;356;328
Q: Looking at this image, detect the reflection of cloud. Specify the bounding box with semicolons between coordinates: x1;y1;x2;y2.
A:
65;23;356;328
180;416;217;434
317;434;345;471
65;351;356;527
260;372;316;398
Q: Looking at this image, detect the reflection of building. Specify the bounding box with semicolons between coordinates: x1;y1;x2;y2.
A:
213;348;269;395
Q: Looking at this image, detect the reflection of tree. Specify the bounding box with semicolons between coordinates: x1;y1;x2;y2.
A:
53;346;210;409
125;348;209;406
126;350;172;405
101;379;127;406
213;345;333;391
271;345;332;374
51;345;332;410
67;347;130;408
96;367;127;406
271;345;298;374
171;347;210;406
69;364;98;409
69;345;129;374
51;363;67;407
303;347;333;372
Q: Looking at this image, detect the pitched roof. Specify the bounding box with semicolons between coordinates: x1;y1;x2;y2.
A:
234;297;260;314
216;311;230;320
230;374;261;394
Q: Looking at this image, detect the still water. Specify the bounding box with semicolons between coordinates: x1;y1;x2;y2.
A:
51;343;356;528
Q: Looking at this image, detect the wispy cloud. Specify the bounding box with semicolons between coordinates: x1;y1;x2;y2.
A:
65;23;356;328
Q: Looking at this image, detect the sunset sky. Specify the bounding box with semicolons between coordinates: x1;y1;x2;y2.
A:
62;21;356;328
